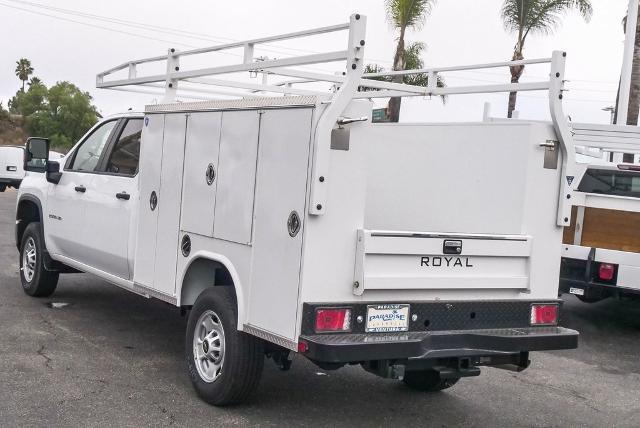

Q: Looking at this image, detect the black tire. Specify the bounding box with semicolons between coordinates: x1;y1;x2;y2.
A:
0;184;6;192
402;370;460;392
186;287;264;406
19;222;59;297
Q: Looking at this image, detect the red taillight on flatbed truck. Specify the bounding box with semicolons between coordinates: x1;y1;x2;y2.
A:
315;308;352;332
530;304;558;326
598;263;615;281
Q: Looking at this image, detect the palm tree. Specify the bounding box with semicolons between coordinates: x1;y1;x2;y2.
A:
501;0;592;118
28;76;42;88
385;0;437;122
15;58;34;92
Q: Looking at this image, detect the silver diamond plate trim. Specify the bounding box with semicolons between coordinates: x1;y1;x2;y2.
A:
243;324;297;351
132;282;178;306
146;95;322;113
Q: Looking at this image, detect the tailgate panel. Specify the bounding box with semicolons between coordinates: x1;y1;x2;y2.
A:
354;230;531;295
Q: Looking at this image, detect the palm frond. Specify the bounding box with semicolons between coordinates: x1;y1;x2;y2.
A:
501;0;592;37
385;0;437;30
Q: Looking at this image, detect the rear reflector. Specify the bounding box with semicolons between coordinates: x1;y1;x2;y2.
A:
599;263;615;281
315;308;351;332
530;304;558;326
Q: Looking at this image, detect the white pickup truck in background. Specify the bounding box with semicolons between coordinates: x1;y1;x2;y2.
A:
15;15;579;406
0;145;63;192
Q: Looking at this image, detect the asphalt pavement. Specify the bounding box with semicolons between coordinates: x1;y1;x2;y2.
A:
1;190;639;427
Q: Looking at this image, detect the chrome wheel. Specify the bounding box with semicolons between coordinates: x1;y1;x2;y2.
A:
193;310;226;383
22;237;36;283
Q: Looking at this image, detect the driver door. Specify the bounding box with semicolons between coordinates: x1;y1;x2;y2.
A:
46;120;118;264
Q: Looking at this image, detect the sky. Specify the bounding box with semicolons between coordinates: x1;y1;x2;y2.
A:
0;0;631;125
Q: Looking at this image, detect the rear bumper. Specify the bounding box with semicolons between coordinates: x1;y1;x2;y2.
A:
300;326;578;363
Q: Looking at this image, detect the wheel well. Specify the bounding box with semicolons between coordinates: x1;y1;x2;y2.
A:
180;257;235;307
16;199;41;249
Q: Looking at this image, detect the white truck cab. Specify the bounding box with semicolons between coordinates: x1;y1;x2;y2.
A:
16;15;578;406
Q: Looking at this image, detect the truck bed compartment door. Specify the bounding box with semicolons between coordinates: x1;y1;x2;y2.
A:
134;114;187;297
247;107;313;340
180;112;222;237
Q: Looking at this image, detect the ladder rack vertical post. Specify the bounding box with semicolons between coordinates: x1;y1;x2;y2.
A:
549;50;577;227
309;13;367;216
164;49;180;103
243;43;255;64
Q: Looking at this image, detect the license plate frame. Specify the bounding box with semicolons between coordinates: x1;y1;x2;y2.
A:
365;304;410;333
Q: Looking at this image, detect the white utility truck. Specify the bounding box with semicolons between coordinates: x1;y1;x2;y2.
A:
560;124;640;302
16;15;578;406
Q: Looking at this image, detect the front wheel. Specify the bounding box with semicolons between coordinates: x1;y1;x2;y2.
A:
20;222;59;297
185;287;264;406
402;369;460;392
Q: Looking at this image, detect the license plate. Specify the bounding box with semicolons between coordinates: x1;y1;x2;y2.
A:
365;304;410;333
569;287;585;296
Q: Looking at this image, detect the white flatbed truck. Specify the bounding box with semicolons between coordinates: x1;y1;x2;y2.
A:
16;15;577;406
560;124;640;302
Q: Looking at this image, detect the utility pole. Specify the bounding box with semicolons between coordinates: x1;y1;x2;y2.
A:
614;0;639;163
617;0;639;126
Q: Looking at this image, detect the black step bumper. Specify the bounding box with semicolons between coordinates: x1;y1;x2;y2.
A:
299;326;578;363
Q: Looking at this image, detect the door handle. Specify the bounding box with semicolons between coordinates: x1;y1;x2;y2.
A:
74;186;86;193
116;192;131;200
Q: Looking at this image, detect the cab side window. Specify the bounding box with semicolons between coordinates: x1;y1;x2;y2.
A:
105;119;143;176
68;120;118;172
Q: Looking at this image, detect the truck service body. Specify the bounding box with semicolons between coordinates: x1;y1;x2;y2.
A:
16;15;578;405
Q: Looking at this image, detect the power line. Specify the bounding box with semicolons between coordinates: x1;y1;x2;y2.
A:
3;0;395;66
0;1;200;49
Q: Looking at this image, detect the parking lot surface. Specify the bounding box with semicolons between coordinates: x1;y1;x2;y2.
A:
1;190;639;427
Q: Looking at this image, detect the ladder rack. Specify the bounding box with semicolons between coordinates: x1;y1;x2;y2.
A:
96;13;576;226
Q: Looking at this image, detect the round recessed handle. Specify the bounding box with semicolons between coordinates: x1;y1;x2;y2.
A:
287;211;301;237
150;191;158;211
206;163;216;186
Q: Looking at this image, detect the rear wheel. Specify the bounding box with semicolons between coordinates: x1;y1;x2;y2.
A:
402;370;460;392
185;287;264;406
0;184;6;192
20;222;59;297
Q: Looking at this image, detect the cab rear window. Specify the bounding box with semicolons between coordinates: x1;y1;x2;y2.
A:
577;168;640;197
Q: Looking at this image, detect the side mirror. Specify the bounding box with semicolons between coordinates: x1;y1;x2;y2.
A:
46;161;62;184
24;137;50;173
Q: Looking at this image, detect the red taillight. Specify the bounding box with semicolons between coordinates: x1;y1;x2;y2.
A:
297;340;309;353
599;263;615;281
315;308;351;332
530;304;558;326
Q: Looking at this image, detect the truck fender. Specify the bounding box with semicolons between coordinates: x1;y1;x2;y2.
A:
178;251;246;331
